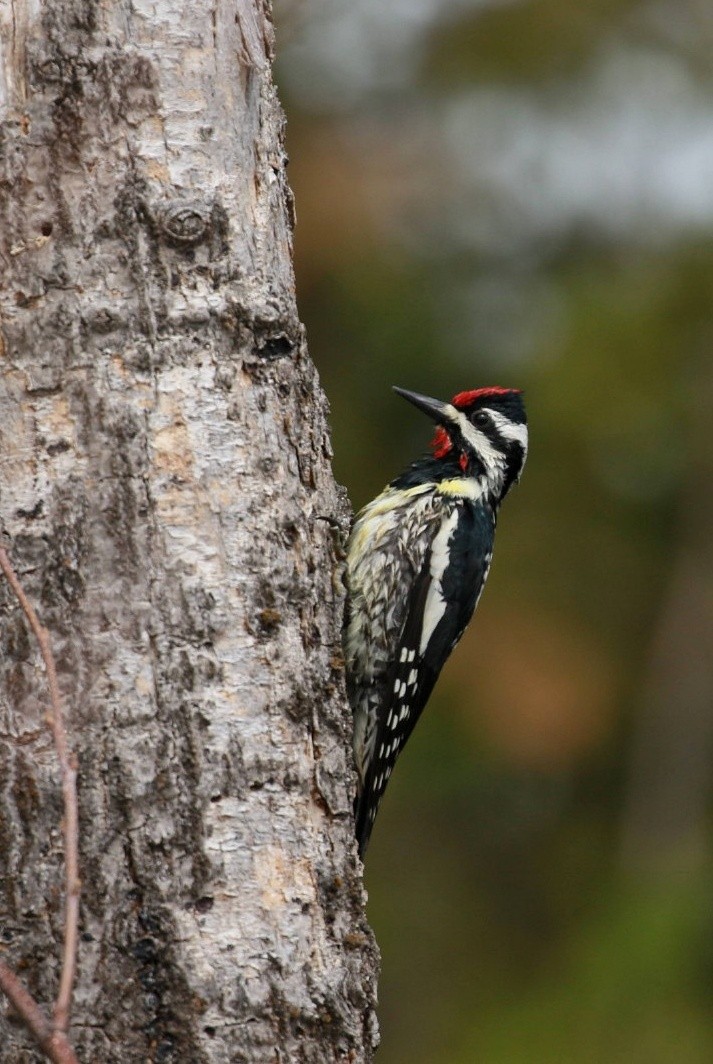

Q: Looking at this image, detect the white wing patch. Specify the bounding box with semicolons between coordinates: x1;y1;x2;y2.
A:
347;484;444;794
419;508;459;655
345;484;440;688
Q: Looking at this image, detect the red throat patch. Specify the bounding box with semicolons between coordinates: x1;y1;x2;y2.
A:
452;386;521;408
431;426;452;458
431;429;469;471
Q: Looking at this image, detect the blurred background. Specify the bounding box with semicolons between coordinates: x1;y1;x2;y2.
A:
274;2;713;1060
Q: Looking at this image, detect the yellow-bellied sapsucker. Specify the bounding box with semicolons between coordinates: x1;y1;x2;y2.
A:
344;386;528;856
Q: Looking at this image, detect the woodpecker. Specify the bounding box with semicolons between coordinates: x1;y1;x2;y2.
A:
344;385;527;856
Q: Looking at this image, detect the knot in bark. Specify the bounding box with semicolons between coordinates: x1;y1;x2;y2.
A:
157;200;212;247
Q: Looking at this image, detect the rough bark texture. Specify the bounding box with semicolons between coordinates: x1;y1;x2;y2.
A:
0;1;379;1060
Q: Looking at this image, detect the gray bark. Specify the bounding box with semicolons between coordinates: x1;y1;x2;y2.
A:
0;1;379;1060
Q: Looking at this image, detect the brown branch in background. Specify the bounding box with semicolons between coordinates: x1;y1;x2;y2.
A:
0;546;80;1055
0;963;79;1064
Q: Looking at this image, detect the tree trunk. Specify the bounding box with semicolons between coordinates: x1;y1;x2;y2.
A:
0;1;379;1060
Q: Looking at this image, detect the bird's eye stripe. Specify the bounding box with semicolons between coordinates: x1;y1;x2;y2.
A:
481;408;528;448
450;410;503;465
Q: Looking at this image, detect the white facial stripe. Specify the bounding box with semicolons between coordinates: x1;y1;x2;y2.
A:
450;410;504;473
446;407;527;480
481;408;528;451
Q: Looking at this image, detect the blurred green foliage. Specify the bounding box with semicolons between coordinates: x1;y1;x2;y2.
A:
427;0;642;86
277;1;713;1059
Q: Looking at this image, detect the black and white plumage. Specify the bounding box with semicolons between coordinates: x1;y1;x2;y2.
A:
344;386;528;857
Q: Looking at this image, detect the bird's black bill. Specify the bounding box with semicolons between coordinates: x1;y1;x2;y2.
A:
393;386;450;424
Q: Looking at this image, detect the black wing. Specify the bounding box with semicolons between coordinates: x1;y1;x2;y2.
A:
355;501;494;855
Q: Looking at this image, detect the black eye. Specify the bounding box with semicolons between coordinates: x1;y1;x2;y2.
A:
472;411;489;428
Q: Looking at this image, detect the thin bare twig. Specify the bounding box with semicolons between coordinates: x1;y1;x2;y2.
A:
0;547;80;1039
0;962;79;1064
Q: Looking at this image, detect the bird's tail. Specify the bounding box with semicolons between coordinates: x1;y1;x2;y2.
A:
354;793;372;859
354;776;380;859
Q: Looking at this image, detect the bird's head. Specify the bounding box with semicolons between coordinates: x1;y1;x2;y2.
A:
394;385;528;498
